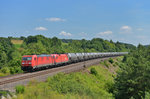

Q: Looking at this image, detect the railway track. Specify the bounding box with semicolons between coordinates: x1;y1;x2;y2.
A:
0;61;88;85
0;56;118;92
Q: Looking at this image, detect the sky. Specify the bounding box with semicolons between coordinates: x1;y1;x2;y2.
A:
0;0;150;45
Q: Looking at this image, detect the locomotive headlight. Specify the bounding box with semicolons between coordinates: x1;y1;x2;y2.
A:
22;62;25;64
29;62;31;64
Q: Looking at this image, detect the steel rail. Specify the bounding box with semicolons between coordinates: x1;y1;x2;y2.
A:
0;56;121;91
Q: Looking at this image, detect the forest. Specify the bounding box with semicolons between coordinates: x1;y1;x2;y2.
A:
0;35;135;76
113;45;150;99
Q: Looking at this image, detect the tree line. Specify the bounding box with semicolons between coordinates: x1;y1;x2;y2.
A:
0;35;135;75
22;35;135;54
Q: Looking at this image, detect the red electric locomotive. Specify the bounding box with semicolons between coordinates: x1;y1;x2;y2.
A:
21;52;128;71
21;54;69;71
51;54;69;65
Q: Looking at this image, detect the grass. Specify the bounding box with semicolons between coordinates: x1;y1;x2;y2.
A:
100;60;109;68
15;63;116;99
100;57;123;68
0;67;10;77
11;40;23;44
116;56;123;62
16;85;25;94
14;44;22;49
14;57;124;99
11;40;23;49
0;72;9;77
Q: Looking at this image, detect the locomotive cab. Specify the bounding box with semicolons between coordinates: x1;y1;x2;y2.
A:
21;55;37;71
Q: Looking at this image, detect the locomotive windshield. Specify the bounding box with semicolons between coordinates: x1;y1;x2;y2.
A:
22;57;32;60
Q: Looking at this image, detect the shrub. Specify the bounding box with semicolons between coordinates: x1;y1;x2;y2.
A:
10;67;23;74
90;67;98;76
104;60;109;68
0;90;10;97
114;62;119;67
145;92;150;99
15;85;25;94
113;64;116;67
109;58;114;64
10;67;15;74
48;73;92;96
14;66;23;73
122;55;127;62
1;67;10;74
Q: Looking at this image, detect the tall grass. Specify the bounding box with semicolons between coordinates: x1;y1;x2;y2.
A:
16;64;115;99
11;40;23;49
11;40;23;44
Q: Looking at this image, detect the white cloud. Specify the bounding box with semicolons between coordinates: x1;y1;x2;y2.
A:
120;25;132;33
120;26;131;30
35;27;47;31
46;17;65;22
59;31;72;36
97;31;113;36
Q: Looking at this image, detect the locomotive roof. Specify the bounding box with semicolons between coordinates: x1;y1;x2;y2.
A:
37;54;51;57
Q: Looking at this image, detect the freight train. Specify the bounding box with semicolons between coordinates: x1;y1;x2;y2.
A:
21;52;128;71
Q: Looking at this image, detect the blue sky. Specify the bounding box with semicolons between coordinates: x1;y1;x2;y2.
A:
0;0;150;45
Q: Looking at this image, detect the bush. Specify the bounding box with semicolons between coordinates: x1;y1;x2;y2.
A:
10;67;23;74
10;67;15;74
15;85;25;94
14;66;23;73
115;62;119;65
0;90;10;97
122;55;127;62
90;68;98;76
145;92;150;99
48;73;94;97
109;58;114;64
1;67;10;74
104;60;109;68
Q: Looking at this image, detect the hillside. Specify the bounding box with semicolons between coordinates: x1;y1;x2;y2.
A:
1;36;150;98
12;45;150;99
13;57;121;99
